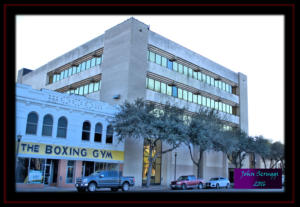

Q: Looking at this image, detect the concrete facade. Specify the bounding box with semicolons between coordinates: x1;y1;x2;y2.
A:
17;17;248;186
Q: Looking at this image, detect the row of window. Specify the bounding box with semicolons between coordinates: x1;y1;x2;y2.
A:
148;50;233;94
65;80;101;96
49;55;102;84
25;112;113;144
146;78;234;115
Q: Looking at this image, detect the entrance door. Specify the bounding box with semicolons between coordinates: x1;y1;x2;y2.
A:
43;163;51;185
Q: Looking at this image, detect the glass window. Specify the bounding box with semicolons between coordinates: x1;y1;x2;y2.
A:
229;85;232;93
226;104;230;113
75;88;79;94
84;84;89;95
26;112;38;135
188;68;193;77
53;74;57;83
79;86;84;95
183;90;188;101
106;125;113;144
223;103;226;112
207;97;211;108
229;105;233;114
202;96;207;106
210;77;214;86
64;69;68;78
161;82;166;94
154;80;160;92
81;62;86;71
16;158;29;183
72;66;77;75
202;73;206;82
66;161;75;183
215;80;219;88
148;78;154;90
94;123;102;142
211;99;215;109
197;95;202;105
91;58;96;68
219;81;222;89
96;57;102;65
193;71;198;79
70;90;75;94
222;82;226;91
197;72;202;81
66;91;70;94
193;94;197;104
68;67;72;76
89;83;94;94
56;74;60;81
219;102;222;111
178;64;183;74
206;75;210;85
82;121;91;141
183;66;188;76
178;88;183;99
215;101;218;110
42;114;53;136
161;57;167;67
173;62;178;72
226;83;229;92
167;84;172;96
76;64;81;73
60;71;64;80
155;54;162;65
149;51;155;62
167;60;173;70
86;60;91;70
172;86;178;97
94;82;99;92
57;117;67;138
188;92;193;102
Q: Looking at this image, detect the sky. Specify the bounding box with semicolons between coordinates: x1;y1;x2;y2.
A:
16;15;284;144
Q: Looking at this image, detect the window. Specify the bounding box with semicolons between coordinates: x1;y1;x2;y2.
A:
219;102;222;111
229;105;233;114
148;78;154;90
26;112;38;135
167;84;172;96
172;86;178;98
226;104;230;113
173;62;178;72
188;68;193;77
202;96;207;106
155;54;162;65
161;57;167;67
206;76;210;85
96;57;102;65
64;69;68;78
16;158;29;183
94;123;102;142
75;88;79;94
215;80;219;88
86;60;91;70
197;72;202;81
193;71;198;79
210;77;214;86
84;84;89;95
66;161;75;183
211;99;215;109
89;83;94;93
223;103;226;112
42;114;53;136
215;101;219;110
76;64;81;73
218;81;222;89
183;90;188;101
161;82;167;94
183;66;188;76
94;81;100;92
207;98;211;108
57;117;67;138
178;88;183;99
91;58;96;68
53;74;57;83
82;121;91;141
81;62;86;71
197;95;202;105
202;73;206;82
167;60;173;70
149;51;155;62
229;85;232;93
68;67;72;76
178;64;183;74
60;71;64;80
72;66;77;75
106;125;113;144
154;80;160;92
222;82;226;91
188;92;193;102
193;94;197;104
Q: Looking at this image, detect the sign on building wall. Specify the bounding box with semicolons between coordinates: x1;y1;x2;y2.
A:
18;142;124;161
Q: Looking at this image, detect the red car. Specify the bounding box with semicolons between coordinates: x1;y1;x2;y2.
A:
170;175;205;190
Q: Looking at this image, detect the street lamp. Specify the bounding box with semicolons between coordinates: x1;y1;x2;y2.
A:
174;152;177;180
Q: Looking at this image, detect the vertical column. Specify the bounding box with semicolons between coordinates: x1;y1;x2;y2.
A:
238;72;249;134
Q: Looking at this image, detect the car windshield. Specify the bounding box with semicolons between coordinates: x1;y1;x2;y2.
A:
90;171;101;176
210;178;219;181
177;176;188;181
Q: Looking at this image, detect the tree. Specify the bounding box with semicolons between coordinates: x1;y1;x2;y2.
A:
269;141;284;169
185;108;223;178
253;136;272;168
110;99;186;187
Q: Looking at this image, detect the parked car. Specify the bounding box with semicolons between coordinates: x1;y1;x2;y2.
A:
206;177;230;189
170;175;205;190
75;170;135;192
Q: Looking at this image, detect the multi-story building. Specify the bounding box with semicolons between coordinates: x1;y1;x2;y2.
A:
16;17;248;188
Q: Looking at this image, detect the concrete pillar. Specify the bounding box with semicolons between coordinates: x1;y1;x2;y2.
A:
238;72;249;134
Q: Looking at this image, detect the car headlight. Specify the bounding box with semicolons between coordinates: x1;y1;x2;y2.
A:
82;178;88;183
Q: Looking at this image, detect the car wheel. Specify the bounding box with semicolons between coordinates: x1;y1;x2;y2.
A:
226;183;230;189
122;182;130;192
88;182;96;192
216;183;220;189
182;184;187;190
111;188;118;192
198;183;203;189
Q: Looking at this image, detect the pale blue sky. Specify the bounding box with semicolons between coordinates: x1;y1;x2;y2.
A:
16;15;284;144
